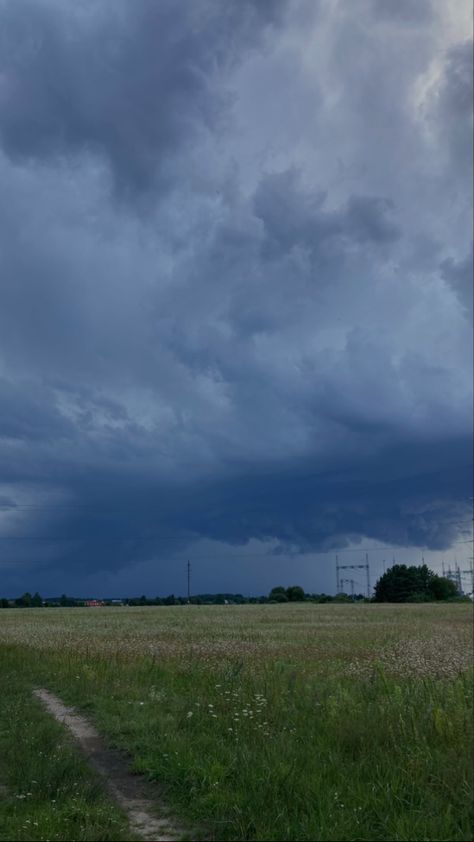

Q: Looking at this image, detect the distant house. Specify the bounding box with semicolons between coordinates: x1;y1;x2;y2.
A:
84;599;105;607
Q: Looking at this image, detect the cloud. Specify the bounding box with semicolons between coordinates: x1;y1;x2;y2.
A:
441;245;473;313
368;0;435;24
0;0;471;594
0;0;283;197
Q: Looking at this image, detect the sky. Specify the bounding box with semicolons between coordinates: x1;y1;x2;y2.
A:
0;0;472;598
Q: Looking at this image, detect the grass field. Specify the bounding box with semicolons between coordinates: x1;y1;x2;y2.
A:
0;603;472;841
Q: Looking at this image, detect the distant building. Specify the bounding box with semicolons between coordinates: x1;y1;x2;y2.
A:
84;599;104;607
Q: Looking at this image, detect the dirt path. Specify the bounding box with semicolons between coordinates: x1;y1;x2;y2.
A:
33;688;197;842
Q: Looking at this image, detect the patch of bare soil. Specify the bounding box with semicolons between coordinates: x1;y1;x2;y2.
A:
33;688;199;842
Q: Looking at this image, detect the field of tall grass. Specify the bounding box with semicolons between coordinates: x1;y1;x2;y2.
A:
0;603;472;841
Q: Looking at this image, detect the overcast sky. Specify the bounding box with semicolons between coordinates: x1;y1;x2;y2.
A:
0;0;472;598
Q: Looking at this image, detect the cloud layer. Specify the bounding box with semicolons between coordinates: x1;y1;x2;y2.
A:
0;0;472;595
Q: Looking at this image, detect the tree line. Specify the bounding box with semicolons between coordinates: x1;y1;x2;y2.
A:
0;565;467;608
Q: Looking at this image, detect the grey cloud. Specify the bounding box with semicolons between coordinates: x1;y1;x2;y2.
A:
441;246;473;313
0;0;282;196
426;39;473;175
2;431;469;593
0;378;73;442
440;40;474;119
0;0;471;595
343;196;400;244
368;0;434;24
253;170;400;260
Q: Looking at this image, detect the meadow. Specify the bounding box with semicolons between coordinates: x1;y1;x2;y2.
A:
0;602;472;841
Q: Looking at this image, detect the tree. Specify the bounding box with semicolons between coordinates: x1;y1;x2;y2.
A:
374;564;459;602
15;592;32;607
429;574;458;601
269;586;289;602
286;585;305;601
31;592;43;607
334;592;352;603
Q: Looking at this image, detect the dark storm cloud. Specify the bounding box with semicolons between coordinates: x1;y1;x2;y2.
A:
0;0;282;195
0;378;72;442
0;0;472;595
441;246;473;313
253;171;400;260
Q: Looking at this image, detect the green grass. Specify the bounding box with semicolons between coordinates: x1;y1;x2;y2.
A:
0;648;133;841
0;603;472;841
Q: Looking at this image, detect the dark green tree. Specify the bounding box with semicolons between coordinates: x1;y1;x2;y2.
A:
269;586;289;602
15;592;32;607
334;592;352;602
286;585;305;601
429;574;459;600
374;564;459;602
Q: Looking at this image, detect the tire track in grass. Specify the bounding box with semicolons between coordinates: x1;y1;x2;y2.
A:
33;688;197;842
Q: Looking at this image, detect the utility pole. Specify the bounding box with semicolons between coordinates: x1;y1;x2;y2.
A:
187;560;191;603
336;555;340;593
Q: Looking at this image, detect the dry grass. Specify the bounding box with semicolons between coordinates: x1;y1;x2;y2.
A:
0;602;471;674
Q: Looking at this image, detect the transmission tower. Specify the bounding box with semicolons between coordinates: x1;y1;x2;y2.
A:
336;553;371;598
442;562;463;594
340;577;355;598
460;558;474;595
